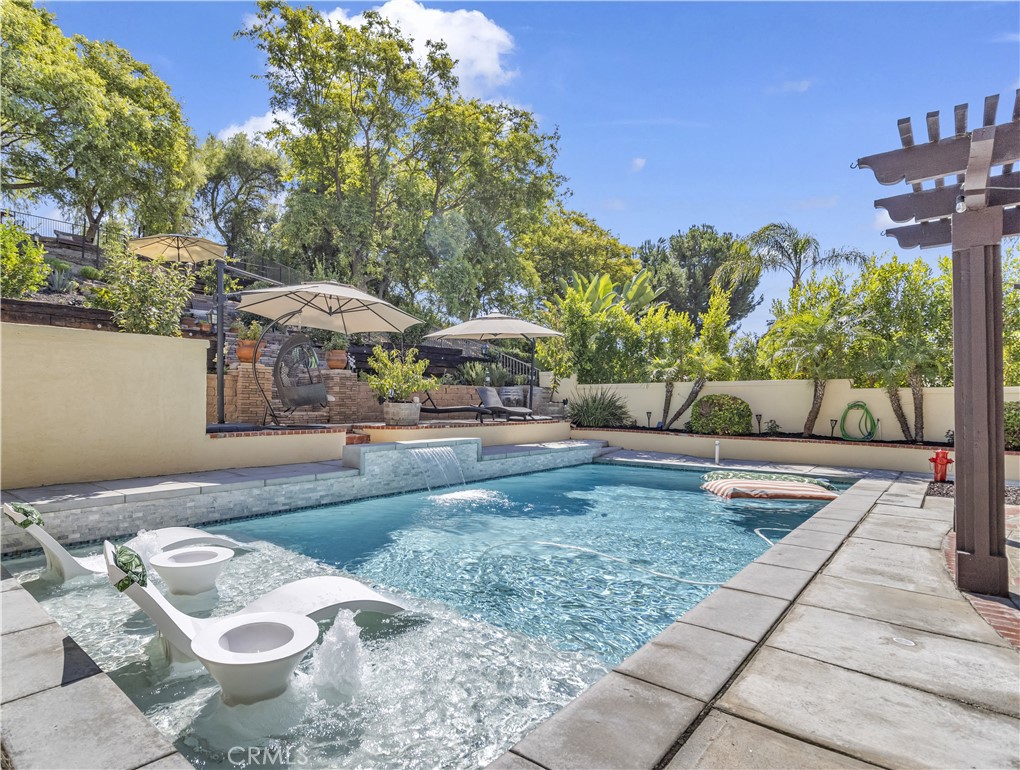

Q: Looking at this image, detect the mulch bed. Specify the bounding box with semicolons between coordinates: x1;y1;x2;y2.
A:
928;481;1020;505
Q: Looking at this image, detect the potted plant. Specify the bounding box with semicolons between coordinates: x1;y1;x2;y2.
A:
322;333;350;370
235;320;264;363
366;346;438;426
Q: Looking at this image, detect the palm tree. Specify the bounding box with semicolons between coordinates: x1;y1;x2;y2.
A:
771;300;868;437
866;342;914;441
663;347;732;430
715;222;866;292
647;358;682;428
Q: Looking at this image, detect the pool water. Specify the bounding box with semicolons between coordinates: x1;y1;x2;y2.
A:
9;464;835;769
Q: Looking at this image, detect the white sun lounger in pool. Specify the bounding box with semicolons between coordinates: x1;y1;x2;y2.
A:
103;541;405;664
2;502;251;583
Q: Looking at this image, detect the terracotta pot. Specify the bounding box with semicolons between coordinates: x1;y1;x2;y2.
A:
236;339;265;364
382;401;420;426
198;322;212;333
325;350;348;369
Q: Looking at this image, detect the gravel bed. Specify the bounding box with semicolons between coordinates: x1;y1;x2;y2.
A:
928;482;1020;505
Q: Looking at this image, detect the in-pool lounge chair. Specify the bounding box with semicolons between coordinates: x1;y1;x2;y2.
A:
418;392;493;422
2;502;250;583
103;541;404;664
476;386;534;421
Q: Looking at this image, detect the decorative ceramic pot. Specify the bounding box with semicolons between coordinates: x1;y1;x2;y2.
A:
326;350;348;369
382;401;420;426
235;339;265;364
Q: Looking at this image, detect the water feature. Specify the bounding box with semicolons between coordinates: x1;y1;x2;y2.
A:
7;463;840;769
406;445;466;490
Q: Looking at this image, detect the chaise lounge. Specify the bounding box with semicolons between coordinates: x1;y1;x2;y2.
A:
418;391;493;422
476;386;534;421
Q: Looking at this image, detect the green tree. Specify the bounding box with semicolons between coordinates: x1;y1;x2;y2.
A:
730;333;767;380
661;288;733;429
242;1;559;309
715;222;866;292
855;256;948;443
519;202;639;305
637;225;760;329
96;245;196;336
196;133;285;256
1;1;198;238
1003;247;1020;388
764;276;868;437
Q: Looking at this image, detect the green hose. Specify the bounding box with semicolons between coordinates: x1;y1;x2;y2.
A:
840;401;878;441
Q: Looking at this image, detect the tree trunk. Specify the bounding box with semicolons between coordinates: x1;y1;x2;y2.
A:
802;378;826;437
665;376;706;429
885;385;914;441
660;380;674;428
908;368;924;444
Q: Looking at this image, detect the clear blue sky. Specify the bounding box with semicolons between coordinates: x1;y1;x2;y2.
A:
38;1;1020;332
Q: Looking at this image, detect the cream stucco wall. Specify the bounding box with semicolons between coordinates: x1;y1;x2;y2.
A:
359;420;571;447
0;323;343;488
558;376;1019;442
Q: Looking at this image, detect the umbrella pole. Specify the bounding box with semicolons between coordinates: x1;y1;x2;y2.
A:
216;259;225;424
528;337;536;410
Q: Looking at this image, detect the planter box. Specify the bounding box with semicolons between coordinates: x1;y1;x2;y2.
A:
382;402;421;426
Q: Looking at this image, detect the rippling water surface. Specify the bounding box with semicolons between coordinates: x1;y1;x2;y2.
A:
9;464;833;769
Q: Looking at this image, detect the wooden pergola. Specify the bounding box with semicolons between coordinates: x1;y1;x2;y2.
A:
857;91;1019;597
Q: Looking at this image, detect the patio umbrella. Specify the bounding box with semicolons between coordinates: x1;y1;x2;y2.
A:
237;281;422;334
425;313;563;408
128;234;227;263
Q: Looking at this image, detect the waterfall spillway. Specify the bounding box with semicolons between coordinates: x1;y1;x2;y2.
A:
407;446;466;490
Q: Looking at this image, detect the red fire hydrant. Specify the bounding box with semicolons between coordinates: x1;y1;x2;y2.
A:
929;448;954;482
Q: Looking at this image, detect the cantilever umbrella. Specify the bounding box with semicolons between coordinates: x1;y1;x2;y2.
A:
236;281;422;334
128;234;226;263
425;313;563;408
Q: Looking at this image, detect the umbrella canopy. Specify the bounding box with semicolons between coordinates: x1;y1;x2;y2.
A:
424;313;562;341
236;281;421;334
128;234;227;263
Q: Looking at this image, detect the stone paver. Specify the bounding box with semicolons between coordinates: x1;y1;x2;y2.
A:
853;513;950;549
5;482;126;512
824;538;959;599
2;586;55;635
2;621;101;703
511;672;702;770
766;604;1020;715
486;753;545;770
614;622;755;702
665;711;879;769
136;755;198;769
870;502;952;522
778;528;847;552
722;561;814;601
1;674;178;770
753;543;831;573
800;574;1009;647
795;516;858;536
717;647;1020;770
679;588;789;643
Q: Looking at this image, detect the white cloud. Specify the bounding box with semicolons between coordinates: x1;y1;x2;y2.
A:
326;0;516;98
768;79;814;95
630;157;647;173
602;198;628;211
217;110;292;142
994;32;1020;43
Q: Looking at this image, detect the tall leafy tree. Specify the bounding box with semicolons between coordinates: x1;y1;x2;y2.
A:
638;225;760;329
241;1;559;308
2;0;198;237
715;222;866;292
196;133;285;256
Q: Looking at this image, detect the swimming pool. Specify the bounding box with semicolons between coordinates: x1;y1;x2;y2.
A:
10;463;836;768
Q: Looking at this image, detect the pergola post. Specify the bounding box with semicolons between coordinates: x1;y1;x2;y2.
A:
857;91;1018;598
951;209;1007;593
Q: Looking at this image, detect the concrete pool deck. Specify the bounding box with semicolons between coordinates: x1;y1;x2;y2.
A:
492;449;1020;769
2;446;1017;769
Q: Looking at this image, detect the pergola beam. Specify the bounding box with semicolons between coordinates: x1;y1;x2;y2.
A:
876;171;1020;223
885;206;1020;250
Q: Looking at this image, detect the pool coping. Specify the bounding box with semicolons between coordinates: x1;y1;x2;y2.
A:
491;455;1019;770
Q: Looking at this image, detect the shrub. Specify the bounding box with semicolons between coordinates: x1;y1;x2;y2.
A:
322;333;349;351
45;258;77;292
237;320;263;341
690;394;753;436
77;265;104;281
488;363;512;387
568;387;633;428
1005;402;1020;451
457;361;488;386
98;247;196;336
0;222;50;297
366;346;438;402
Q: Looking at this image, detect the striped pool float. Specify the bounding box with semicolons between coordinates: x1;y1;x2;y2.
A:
701;478;839;501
